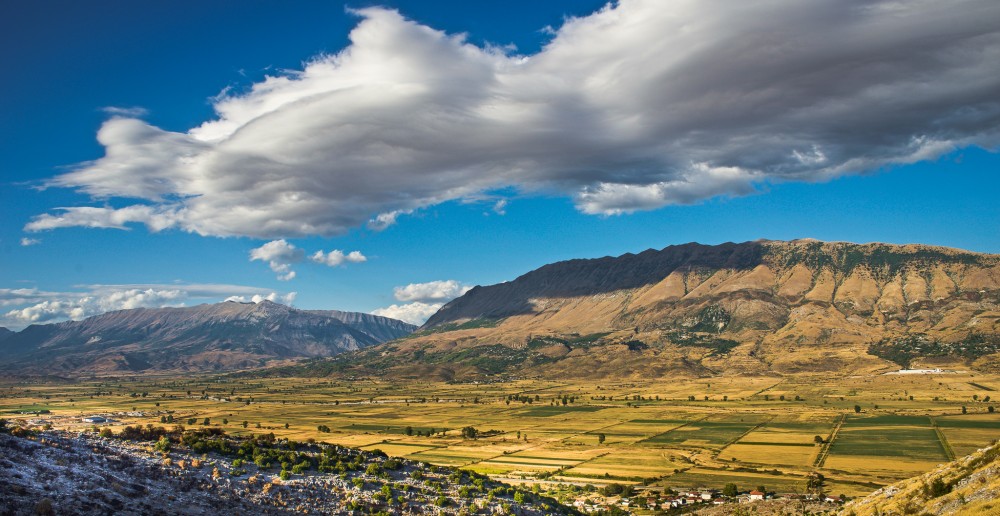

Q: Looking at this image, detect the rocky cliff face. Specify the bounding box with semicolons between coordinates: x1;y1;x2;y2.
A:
307;310;417;343
0;301;415;375
342;240;999;380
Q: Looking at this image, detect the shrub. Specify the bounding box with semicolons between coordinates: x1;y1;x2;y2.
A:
153;436;171;453
34;498;55;516
927;478;951;498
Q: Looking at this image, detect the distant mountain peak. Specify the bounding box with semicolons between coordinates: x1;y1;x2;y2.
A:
0;301;416;376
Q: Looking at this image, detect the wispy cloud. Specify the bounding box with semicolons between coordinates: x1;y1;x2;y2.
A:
101;106;149;117
19;237;41;246
26;1;1000;239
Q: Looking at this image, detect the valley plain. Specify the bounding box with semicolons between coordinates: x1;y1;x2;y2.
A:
5;370;999;505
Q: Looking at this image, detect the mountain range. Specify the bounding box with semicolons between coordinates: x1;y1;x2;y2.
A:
295;239;999;380
0;301;414;375
2;239;998;379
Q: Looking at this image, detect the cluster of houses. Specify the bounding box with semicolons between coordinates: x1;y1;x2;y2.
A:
572;488;844;513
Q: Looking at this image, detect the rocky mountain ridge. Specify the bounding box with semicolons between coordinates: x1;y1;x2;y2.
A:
0;301;415;375
312;239;999;380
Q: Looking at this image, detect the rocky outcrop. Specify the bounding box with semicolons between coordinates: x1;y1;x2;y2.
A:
842;442;1000;515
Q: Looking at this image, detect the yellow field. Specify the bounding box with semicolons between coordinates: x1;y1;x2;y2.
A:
719;443;818;466
2;370;998;500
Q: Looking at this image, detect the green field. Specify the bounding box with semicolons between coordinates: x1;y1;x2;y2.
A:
2;371;999;499
643;414;767;446
829;427;947;459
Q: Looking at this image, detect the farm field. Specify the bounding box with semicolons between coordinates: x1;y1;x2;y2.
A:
2;371;999;499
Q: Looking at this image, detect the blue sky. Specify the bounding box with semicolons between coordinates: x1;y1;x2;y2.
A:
1;0;998;328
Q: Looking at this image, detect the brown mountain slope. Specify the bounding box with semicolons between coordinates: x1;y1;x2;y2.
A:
317;240;999;380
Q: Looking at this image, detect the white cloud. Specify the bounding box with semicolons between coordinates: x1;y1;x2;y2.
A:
24;205;181;233
492;199;507;216
249;239;304;280
249;240;367;279
310;249;367;267
224;291;297;304
372;279;472;325
26;1;1000;238
393;280;471;302
0;283;297;330
19;237;41;246
371;301;444;326
4;288;185;326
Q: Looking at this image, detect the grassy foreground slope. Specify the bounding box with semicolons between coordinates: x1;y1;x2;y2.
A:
842;440;1000;515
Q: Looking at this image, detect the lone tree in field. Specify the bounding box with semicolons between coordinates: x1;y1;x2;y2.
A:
854;404;862;413
722;483;738;497
814;435;825;444
461;426;479;439
405;426;413;436
598;433;606;445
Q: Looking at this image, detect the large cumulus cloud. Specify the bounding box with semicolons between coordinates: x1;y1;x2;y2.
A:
25;0;1000;238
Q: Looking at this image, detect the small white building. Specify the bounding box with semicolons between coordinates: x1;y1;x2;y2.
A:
749;490;765;501
83;416;108;424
